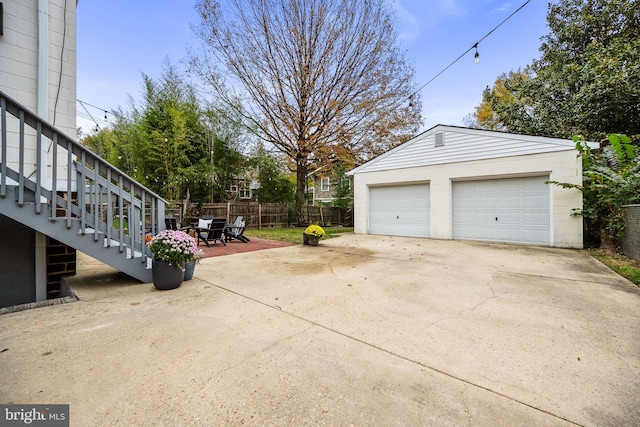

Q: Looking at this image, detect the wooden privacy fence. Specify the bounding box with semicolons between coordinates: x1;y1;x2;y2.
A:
172;202;352;229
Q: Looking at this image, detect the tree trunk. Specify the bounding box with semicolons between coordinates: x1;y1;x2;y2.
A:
295;161;308;223
599;230;616;252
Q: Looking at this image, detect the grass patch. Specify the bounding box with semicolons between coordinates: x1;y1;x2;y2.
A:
244;227;353;245
589;249;640;286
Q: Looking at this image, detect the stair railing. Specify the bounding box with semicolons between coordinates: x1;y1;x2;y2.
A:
0;90;167;264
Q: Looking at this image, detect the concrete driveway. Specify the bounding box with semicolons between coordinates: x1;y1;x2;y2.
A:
1;234;639;426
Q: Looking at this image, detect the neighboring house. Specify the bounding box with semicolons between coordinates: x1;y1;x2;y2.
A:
307;165;351;205
0;1;167;309
227;178;256;201
348;125;599;248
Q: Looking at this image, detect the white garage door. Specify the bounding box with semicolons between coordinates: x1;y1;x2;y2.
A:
369;184;430;237
452;176;550;245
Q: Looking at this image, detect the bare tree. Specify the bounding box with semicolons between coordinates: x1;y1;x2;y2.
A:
191;0;422;212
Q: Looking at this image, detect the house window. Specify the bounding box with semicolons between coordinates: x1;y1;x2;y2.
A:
321;177;330;192
239;182;251;199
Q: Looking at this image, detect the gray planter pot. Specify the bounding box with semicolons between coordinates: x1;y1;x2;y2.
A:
152;260;185;290
303;233;319;246
184;261;196;281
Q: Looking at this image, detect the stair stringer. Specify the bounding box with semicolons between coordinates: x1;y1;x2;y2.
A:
0;196;152;283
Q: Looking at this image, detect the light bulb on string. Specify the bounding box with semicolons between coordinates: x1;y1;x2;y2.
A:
404;1;532;104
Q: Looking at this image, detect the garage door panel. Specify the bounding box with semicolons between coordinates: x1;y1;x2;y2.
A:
475;196;497;208
498;197;522;208
455;212;475;224
453;181;475;192
454;197;476;208
498;228;525;242
453;177;550;245
499;212;521;225
476;228;497;240
475;212;497;223
369;184;429;238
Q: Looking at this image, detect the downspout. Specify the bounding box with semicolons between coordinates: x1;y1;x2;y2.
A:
35;0;50;302
37;0;49;119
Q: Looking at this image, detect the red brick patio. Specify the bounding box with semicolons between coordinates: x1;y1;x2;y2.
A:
197;237;294;258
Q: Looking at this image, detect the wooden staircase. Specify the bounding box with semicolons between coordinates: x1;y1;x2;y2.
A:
0;91;168;283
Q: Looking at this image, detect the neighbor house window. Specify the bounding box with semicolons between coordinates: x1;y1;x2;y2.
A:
239;182;251;199
321;177;330;192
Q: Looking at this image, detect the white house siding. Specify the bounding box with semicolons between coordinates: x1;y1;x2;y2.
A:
357;127;583;172
1;0;77;188
352;149;585;248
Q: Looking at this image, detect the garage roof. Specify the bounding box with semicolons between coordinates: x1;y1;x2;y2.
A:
348;125;599;175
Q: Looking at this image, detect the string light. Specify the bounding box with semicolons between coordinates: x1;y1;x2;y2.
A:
76;100;239;154
408;0;531;102
77;99;103;132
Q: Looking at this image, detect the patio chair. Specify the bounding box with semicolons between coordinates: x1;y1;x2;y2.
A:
225;216;250;243
196;218;227;247
164;216;190;233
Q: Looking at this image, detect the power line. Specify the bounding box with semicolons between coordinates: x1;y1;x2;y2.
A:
409;0;532;101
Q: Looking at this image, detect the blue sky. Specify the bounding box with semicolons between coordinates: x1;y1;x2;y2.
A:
76;0;551;134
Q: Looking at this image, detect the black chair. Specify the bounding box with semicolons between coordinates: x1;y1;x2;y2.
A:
164;216;190;232
165;217;179;230
196;218;227;247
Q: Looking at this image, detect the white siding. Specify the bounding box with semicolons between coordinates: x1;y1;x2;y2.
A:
1;0;77;135
1;0;77;189
350;126;596;175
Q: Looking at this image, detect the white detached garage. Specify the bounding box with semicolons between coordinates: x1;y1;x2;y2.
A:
349;125;598;248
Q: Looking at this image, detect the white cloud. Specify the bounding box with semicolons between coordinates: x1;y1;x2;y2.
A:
437;0;462;16
393;1;421;41
392;0;468;40
492;1;514;14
